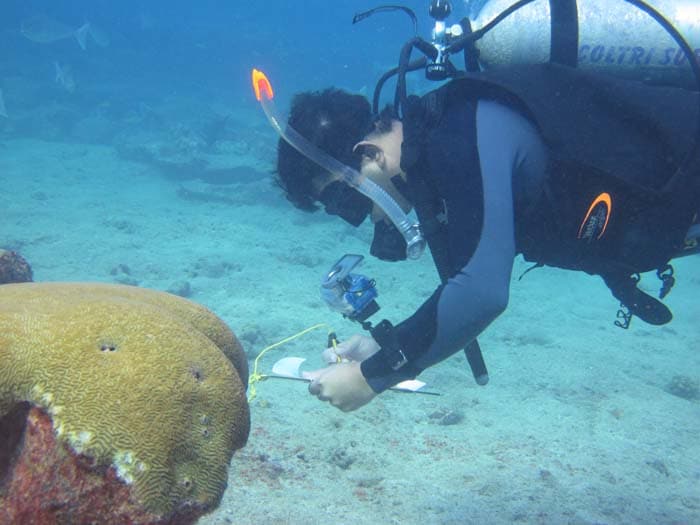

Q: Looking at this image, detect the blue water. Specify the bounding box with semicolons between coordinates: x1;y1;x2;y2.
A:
2;0;466;110
1;1;699;524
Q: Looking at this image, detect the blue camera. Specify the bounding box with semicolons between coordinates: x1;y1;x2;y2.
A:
320;254;380;322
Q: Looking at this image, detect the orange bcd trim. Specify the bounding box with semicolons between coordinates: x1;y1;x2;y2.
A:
252;69;274;101
577;192;612;240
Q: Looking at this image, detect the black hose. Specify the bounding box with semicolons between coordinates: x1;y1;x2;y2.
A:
352;5;418;36
372;58;426;115
394;37;422;115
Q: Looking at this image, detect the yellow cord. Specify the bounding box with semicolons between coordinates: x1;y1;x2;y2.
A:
247;323;334;401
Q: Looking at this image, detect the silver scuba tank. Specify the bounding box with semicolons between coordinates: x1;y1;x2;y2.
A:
469;0;700;88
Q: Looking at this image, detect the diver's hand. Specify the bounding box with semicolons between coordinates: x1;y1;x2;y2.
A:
303;362;377;412
321;334;380;364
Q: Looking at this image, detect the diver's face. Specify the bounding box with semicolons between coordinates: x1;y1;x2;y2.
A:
316;120;411;226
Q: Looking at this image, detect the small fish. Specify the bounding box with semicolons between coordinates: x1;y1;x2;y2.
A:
0;89;7;118
54;62;76;93
21;14;90;50
87;23;109;47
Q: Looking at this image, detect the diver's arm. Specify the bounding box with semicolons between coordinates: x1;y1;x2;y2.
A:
361;100;547;392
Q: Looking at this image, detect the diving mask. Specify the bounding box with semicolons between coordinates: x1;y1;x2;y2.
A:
318;180;373;227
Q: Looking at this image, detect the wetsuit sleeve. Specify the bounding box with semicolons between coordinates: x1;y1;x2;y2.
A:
361;100;548;392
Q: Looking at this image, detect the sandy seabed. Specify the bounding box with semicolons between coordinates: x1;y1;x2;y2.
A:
2;137;698;525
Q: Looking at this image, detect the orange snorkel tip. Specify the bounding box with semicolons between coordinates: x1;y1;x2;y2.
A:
252;69;274;101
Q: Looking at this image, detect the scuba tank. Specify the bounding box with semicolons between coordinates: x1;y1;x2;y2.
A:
354;0;700;115
470;0;700;89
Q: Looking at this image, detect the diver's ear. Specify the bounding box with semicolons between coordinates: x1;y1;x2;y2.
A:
353;141;386;167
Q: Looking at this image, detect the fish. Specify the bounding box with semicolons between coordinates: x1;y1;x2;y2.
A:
20;14;90;50
87;23;109;47
0;89;7;118
54;62;76;93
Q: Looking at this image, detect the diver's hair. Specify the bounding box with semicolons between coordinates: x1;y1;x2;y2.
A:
275;88;374;212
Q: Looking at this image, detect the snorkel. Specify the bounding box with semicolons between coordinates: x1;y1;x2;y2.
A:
251;69;426;260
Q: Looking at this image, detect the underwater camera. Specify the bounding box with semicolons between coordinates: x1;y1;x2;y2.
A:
320;254;380;325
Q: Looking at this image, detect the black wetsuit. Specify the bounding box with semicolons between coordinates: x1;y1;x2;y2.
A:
360;64;699;393
362;100;547;392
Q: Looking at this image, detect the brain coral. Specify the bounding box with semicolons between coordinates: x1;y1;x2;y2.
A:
0;282;250;518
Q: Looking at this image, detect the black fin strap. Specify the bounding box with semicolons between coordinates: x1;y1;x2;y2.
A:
657;264;675;299
614;304;633;330
603;273;673;326
518;262;544;281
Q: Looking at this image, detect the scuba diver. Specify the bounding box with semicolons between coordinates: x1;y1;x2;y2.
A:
261;0;700;411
